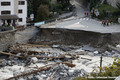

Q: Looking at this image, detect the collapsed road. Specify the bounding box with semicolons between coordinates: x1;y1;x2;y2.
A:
0;21;120;80
0;20;120;80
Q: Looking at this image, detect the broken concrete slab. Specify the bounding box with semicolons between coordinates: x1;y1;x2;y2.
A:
82;45;95;52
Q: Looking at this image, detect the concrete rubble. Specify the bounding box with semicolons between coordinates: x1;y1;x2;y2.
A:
0;44;119;80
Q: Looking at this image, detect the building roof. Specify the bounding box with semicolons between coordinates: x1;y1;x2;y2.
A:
0;15;19;20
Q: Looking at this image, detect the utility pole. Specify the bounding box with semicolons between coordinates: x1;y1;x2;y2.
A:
100;52;103;73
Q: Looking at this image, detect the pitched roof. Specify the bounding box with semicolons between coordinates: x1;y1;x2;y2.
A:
0;15;19;20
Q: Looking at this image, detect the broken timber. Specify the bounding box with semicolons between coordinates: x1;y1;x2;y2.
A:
10;49;48;55
30;55;65;59
16;43;50;48
6;63;59;80
0;51;23;58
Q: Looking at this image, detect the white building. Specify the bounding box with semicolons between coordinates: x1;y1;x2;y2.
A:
0;0;27;26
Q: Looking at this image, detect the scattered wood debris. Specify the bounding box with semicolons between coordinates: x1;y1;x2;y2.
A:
6;63;59;80
0;51;23;58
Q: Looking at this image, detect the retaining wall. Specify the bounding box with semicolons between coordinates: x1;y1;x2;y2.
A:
31;28;120;47
0;31;15;51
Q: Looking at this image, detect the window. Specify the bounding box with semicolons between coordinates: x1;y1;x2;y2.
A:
19;1;25;5
18;9;22;13
1;11;11;14
1;2;11;6
19;18;22;22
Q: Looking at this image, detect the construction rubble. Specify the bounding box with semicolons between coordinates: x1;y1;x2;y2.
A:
0;43;120;80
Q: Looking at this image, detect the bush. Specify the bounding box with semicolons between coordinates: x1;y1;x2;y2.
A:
91;58;120;77
36;5;50;21
98;4;120;22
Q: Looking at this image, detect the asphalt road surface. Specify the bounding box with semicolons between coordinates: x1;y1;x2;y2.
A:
41;0;120;34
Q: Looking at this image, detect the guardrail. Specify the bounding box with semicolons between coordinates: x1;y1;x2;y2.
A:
32;11;75;27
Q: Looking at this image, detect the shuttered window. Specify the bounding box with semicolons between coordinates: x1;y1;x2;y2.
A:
1;2;11;6
1;11;11;14
19;1;25;5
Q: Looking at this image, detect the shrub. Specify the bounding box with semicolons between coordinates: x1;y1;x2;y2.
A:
98;4;120;22
36;5;50;21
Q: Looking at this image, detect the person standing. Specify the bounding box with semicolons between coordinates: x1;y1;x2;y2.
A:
107;20;109;26
84;12;86;16
87;12;89;16
103;20;106;27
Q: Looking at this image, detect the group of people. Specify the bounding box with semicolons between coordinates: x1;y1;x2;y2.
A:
0;22;15;31
102;19;112;26
1;22;15;28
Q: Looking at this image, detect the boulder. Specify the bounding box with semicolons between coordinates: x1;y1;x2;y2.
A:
41;74;46;78
104;51;112;56
82;45;95;52
60;72;68;77
88;52;94;56
75;49;84;53
68;69;74;76
31;57;38;63
93;51;99;55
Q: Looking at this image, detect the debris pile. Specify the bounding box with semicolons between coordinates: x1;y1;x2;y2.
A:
0;44;119;80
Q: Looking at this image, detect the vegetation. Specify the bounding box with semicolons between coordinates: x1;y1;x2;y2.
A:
73;58;120;80
89;0;101;11
36;5;50;21
27;0;71;22
74;77;113;80
116;2;120;9
91;58;120;77
98;4;120;22
89;0;95;11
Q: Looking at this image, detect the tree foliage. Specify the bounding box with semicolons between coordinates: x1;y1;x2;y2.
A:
27;0;50;21
27;0;71;22
36;5;50;21
91;58;120;77
57;0;70;10
103;0;108;4
116;2;120;9
89;0;95;11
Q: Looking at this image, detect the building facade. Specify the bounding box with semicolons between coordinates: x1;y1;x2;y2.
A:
0;0;27;26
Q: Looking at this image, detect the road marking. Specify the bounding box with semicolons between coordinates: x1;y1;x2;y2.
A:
75;22;80;24
83;18;86;20
79;18;90;21
86;18;89;20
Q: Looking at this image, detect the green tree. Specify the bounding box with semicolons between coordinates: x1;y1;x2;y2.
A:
89;0;95;11
116;2;120;9
103;0;108;4
27;0;50;21
36;5;50;21
57;0;70;10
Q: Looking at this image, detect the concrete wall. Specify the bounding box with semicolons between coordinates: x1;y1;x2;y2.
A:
0;0;15;15
18;0;27;25
14;0;18;15
0;26;38;51
0;31;15;51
